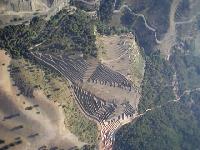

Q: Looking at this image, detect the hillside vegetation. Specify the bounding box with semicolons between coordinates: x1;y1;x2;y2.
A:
114;102;200;150
114;50;200;150
0;9;97;58
10;59;98;144
138;51;175;112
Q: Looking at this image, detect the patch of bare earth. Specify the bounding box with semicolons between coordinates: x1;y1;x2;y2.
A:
157;0;180;59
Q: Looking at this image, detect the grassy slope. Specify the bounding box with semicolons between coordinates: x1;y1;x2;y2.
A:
10;59;98;144
130;41;145;88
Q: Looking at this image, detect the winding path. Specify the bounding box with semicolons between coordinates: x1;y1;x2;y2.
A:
113;5;161;44
114;0;181;59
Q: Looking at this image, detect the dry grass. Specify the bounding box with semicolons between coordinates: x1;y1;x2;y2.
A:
97;33;145;88
0;50;85;149
3;53;98;145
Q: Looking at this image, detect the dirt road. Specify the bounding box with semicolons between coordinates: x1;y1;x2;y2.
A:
157;0;180;59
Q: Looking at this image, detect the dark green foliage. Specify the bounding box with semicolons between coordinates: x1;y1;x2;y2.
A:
29;16;46;33
114;102;200;150
95;20;129;35
80;144;96;150
34;9;97;56
197;16;200;30
182;91;200;126
0;24;37;58
96;21;113;35
98;0;115;23
114;0;124;10
139;51;175;112
170;50;200;94
120;0;173;54
0;16;45;58
120;9;157;55
114;47;200;150
120;9;136;27
128;0;172;39
0;9;97;58
175;0;190;21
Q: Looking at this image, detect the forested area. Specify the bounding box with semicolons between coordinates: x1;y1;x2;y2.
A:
127;0;172;39
0;24;37;58
95;0;131;36
114;44;200;150
114;49;200;150
121;10;157;55
114;102;200;150
0;17;45;58
98;0;115;23
138;51;175;112
114;0;124;10
170;50;200;94
0;9;97;58
95;20;129;35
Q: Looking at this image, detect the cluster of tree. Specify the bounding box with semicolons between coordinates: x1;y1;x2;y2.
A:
114;40;200;150
114;101;200;150
34;9;97;56
120;8;157;55
95;20;130;35
138;51;175;112
114;50;200;150
98;0;115;23
0;9;97;58
128;0;172;39
119;0;172;53
175;0;190;22
120;9;136;28
0;24;34;58
114;0;124;10
170;50;200;94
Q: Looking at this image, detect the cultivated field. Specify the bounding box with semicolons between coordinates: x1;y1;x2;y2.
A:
97;33;145;88
30;33;145;149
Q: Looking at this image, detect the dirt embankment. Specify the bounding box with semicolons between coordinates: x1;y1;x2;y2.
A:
0;50;85;149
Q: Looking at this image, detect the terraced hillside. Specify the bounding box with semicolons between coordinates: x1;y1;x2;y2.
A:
26;30;144;149
0;4;145;146
30;45;141;123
